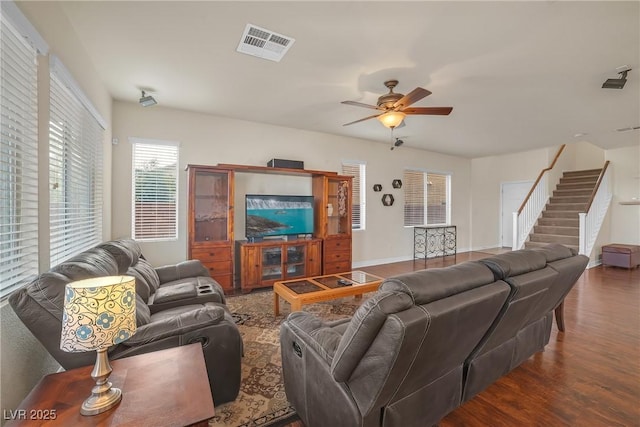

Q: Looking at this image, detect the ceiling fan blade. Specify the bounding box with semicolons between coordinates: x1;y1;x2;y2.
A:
393;87;431;109
403;107;453;115
341;100;381;110
343;113;381;126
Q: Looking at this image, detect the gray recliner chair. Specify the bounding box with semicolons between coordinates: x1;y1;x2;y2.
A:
9;239;243;405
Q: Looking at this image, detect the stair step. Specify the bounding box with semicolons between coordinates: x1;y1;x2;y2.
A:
538;218;580;227
553;188;593;197
559;177;599;186
562;169;602;177
534;225;579;236
541;210;581;219
524;241;578;252
529;233;579;245
549;196;590;204
556;182;597;190
545;203;586;211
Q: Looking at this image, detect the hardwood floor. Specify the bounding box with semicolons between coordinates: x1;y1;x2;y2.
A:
285;250;640;426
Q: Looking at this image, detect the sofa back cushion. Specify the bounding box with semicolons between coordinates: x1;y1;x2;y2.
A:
480;249;547;279
97;239;140;273
382;261;497;304
331;291;412;383
126;258;160;302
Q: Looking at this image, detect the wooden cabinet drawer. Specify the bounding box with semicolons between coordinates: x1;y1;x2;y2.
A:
202;260;233;276
192;247;232;262
211;274;232;289
324;261;352;275
325;251;350;263
324;238;351;253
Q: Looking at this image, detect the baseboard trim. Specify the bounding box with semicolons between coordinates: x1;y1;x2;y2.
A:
587;259;602;269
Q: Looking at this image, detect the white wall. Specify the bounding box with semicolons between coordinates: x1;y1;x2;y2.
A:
605;145;640;245
470;147;553;249
1;2;113;420
111;101;473;267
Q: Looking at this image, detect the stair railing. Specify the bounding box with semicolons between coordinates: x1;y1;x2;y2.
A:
579;161;611;256
512;144;566;250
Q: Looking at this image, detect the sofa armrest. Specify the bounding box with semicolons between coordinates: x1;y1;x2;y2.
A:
155;260;209;284
125;305;225;346
283;311;344;365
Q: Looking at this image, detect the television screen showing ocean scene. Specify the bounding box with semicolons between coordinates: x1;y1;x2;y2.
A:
246;195;315;237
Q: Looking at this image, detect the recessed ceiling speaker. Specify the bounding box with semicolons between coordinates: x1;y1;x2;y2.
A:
602;66;631;89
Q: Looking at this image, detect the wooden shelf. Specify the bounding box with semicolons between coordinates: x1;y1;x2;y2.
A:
216;163;338;177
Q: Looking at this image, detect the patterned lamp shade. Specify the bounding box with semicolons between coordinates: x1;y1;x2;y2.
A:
60;276;137;352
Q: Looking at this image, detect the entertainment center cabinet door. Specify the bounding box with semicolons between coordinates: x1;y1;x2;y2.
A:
239;245;261;290
307;240;322;276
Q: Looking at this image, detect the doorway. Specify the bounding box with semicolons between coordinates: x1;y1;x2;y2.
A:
500;181;533;248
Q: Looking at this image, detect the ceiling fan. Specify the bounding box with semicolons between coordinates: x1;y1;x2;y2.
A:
341;80;453;129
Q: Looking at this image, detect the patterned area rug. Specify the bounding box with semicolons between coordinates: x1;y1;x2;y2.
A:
209;290;366;427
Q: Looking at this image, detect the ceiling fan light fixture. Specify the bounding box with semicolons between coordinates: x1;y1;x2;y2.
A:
378;111;406;129
139;90;157;107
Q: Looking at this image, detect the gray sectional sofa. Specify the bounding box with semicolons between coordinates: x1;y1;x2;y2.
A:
9;239;243;405
280;244;588;427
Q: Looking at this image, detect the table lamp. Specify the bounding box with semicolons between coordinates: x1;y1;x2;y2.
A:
60;275;137;416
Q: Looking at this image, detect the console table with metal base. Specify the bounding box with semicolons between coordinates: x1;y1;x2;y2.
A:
413;225;457;261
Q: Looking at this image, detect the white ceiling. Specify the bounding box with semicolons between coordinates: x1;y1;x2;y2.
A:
55;1;639;158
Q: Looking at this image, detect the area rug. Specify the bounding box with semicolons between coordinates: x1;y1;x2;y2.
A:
209;290;367;427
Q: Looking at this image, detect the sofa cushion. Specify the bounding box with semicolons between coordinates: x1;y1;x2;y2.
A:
382;261;495;305
479;250;547;280
135;293;151;326
331;291;413;382
152;282;198;304
97;239;139;273
156;260;209;283
127;258;161;301
530;243;575;262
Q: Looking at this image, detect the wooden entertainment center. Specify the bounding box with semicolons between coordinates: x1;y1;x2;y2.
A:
187;164;352;293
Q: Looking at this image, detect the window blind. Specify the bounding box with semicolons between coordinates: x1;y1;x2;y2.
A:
403;170;425;226
404;170;450;226
131;140;178;240
49;72;104;266
0;14;39;297
341;162;365;230
426;173;448;225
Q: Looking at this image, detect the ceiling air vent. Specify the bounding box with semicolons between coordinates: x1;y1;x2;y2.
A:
236;24;295;62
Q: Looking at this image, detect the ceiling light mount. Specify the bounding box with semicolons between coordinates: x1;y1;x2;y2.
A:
602;66;631;89
139;90;157;107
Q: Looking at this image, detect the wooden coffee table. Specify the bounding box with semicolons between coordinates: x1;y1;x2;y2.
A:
273;270;384;316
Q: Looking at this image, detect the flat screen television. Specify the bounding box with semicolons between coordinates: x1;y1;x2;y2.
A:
245;194;315;238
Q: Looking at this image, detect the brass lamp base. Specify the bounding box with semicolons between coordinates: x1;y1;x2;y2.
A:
80;386;121;416
81;348;122;416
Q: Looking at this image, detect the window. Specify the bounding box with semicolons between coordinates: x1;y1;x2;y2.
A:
403;170;450;226
341;161;365;230
49;58;105;266
131;139;179;241
0;12;40;297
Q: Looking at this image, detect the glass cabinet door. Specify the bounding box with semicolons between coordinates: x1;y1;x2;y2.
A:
326;177;351;237
194;170;229;242
261;247;283;281
285;245;306;279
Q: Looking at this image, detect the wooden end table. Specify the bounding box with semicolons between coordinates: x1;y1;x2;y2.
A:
4;344;214;426
273;270;384;316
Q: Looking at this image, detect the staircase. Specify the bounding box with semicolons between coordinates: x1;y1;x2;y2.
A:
524;169;602;252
